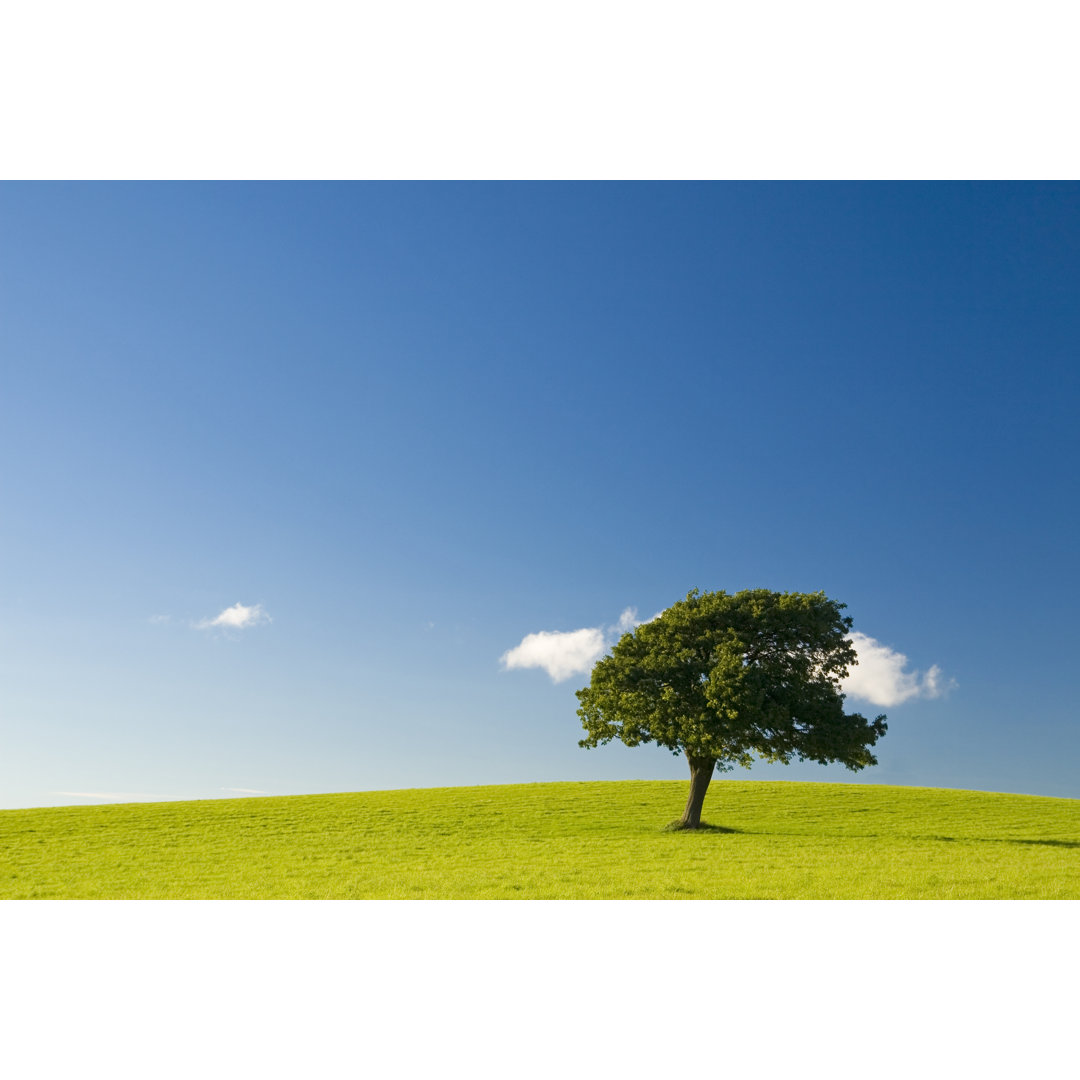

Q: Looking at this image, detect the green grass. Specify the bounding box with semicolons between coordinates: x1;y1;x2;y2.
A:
1;780;1077;899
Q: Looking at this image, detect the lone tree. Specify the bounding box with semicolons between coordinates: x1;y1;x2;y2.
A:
576;589;887;829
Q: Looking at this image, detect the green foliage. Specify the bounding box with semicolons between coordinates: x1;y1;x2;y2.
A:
577;588;887;772
0;781;1077;899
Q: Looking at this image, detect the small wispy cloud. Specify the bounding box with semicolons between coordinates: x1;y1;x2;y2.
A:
612;607;641;635
220;787;269;795
196;602;271;631
148;614;171;625
842;631;955;707
500;606;662;683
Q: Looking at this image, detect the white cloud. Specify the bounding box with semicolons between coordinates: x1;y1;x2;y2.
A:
221;787;269;795
501;606;665;683
501;627;607;683
148;614;171;625
842;631;954;707
196;602;271;631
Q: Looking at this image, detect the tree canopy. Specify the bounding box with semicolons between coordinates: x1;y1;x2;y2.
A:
576;588;887;827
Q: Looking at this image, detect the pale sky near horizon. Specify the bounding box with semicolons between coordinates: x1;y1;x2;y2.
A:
2;181;1078;809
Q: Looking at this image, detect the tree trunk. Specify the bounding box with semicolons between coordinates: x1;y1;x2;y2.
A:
680;754;716;828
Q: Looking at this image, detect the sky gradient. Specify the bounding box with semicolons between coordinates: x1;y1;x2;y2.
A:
2;181;1077;808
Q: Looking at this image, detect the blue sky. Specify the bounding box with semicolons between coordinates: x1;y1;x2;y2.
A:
2;181;1078;808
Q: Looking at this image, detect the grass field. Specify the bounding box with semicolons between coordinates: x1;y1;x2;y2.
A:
1;779;1077;899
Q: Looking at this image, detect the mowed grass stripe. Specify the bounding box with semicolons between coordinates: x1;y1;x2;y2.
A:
1;780;1077;899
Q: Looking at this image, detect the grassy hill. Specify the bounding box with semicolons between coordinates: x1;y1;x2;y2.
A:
2;780;1077;899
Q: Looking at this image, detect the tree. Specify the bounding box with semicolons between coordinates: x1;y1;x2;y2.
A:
576;589;887;829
